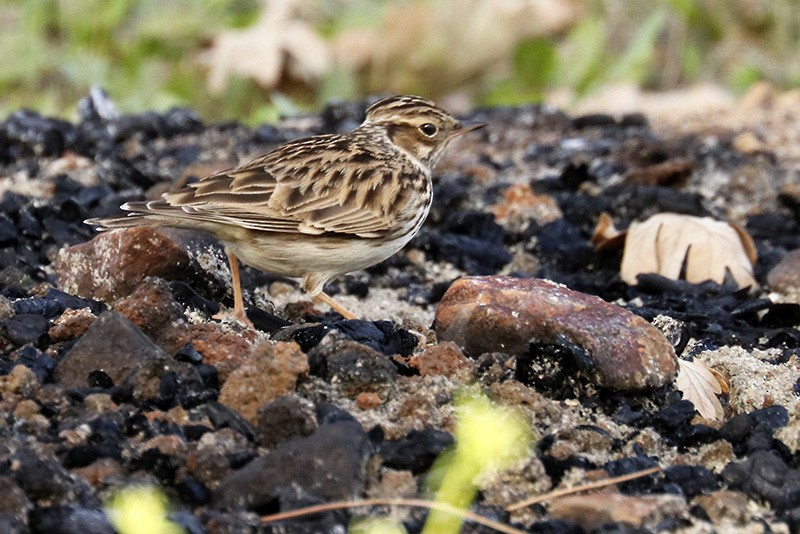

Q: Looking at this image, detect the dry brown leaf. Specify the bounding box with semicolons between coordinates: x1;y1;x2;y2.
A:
203;0;330;93
676;359;724;420
591;212;626;250
620;213;758;290
332;0;581;95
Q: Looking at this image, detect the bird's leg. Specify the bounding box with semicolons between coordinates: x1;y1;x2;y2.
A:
212;248;254;328
313;292;357;320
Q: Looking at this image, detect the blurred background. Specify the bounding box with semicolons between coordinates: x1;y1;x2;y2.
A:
2;0;799;123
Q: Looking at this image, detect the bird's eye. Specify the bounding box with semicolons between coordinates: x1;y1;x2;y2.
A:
418;123;437;137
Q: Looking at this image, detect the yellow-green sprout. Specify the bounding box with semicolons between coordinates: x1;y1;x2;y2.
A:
106;486;184;534
350;516;408;534
423;390;532;534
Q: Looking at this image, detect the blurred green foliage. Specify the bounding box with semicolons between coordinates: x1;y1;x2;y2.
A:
2;0;800;123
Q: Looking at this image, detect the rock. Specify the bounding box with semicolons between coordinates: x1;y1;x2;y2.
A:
213;421;370;511
410;341;474;379
767;249;800;293
722;450;800;509
548;492;687;530
48;308;96;342
309;338;397;396
435;276;678;391
2;314;49;346
355;392;382;410
54;311;165;388
285;320;418;357
13;450;91;505
2;365;39;397
218;341;309;424
114;278;189;353
0;476;32;528
29;506;115;534
189;428;254;487
54;226;222;303
187;323;256;382
693;490;752;525
255;395;318;448
379;429;454;474
123;356;204;406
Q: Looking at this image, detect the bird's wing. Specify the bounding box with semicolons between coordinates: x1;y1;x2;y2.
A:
151;135;424;238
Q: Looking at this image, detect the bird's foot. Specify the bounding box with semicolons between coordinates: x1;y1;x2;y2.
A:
313;292;357;320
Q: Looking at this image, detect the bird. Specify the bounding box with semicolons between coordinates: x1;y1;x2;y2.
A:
86;95;485;325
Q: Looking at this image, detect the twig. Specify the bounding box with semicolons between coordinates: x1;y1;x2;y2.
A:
260;497;526;534
258;466;662;532
505;466;663;512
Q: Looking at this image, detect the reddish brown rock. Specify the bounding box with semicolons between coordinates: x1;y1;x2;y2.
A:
115;278;189;354
766;248;800;292
72;458;123;489
411;341;473;380
218;341;309;424
54;226;219;303
549;492;687;530
188;323;256;381
48;308;96;342
434;276;677;391
356;392;382;410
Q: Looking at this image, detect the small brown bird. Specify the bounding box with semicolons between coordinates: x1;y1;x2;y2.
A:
87;95;484;324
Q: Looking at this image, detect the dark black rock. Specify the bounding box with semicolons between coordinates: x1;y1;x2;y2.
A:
195;364;219;391
167;281;221;316
176;476;212;506
129;448;177;485
29;506;114;534
245;306;292;334
308;340;396;395
2;109;72;157
3;345;56;383
659;465;719;498
603;455;660;493
0;213;17;245
2;314;49;346
722;450;800;508
255;395;318;448
379;429;454;474
61;442;122;469
288;319;417;357
200;401;255;441
87;370;114;389
213;421;371;511
527;518;585;534
183;424;213;442
655;400;697;430
315;402;360;426
13;450;92;505
320;98;367;133
13;288;103;318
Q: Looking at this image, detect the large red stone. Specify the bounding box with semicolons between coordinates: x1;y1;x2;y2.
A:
434;276;678;391
54;226;221;303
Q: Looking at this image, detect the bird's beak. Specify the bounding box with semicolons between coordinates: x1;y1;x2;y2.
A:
454;120;487;136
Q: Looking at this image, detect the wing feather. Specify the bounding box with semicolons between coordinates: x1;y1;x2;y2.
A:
153;134;424;238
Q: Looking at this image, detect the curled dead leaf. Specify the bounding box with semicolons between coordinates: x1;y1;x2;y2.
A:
676;359;724;421
620;213;758;290
203;0;330;94
591;212;626;250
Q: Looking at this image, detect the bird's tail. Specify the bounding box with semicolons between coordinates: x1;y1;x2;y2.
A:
84;201;161;231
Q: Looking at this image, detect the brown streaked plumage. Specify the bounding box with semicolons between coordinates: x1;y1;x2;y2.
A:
86;95;484;324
